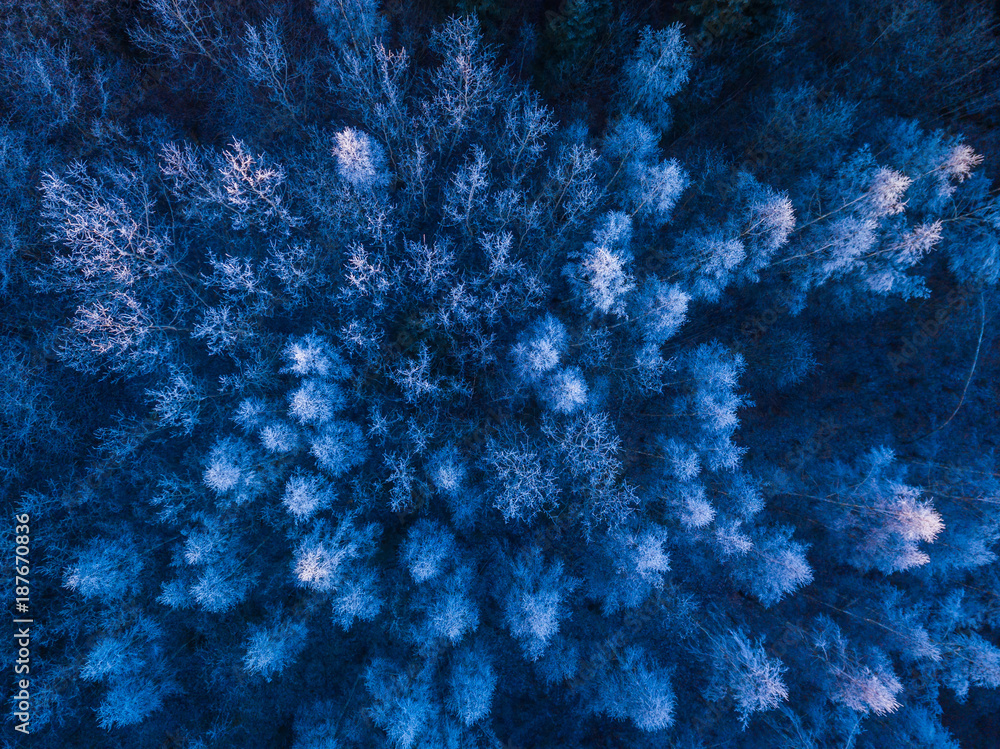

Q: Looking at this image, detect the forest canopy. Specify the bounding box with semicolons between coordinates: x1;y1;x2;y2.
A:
2;0;1000;747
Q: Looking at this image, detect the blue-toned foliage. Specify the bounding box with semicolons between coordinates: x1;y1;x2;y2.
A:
9;2;1000;747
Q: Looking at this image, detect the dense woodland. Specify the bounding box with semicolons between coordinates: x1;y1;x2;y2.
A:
2;0;1000;747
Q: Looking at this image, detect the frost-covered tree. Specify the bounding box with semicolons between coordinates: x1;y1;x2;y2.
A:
620;24;691;132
